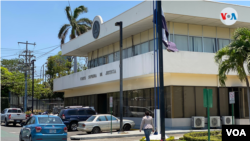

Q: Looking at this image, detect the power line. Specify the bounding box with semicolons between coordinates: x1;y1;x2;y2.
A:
36;46;60;60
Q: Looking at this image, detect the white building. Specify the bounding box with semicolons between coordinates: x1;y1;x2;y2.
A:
54;1;250;129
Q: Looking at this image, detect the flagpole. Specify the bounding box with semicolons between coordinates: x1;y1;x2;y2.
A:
156;0;166;140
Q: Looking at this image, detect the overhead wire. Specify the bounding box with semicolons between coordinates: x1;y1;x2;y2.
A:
36;46;60;60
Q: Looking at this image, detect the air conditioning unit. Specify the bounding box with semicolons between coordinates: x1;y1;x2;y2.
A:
221;116;232;125
192;116;205;128
210;116;221;127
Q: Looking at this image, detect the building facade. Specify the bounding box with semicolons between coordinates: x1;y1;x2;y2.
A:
54;1;250;128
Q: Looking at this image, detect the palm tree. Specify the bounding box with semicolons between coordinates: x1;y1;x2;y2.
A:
215;27;250;122
58;5;92;73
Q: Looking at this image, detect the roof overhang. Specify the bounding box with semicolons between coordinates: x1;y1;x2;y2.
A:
62;1;250;57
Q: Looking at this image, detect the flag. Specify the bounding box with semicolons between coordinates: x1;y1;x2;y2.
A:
153;1;178;52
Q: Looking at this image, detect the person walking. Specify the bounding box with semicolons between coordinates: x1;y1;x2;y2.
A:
140;111;154;141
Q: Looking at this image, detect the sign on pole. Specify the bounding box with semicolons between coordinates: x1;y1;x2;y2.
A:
229;92;235;125
203;89;213;108
110;97;113;107
229;92;235;104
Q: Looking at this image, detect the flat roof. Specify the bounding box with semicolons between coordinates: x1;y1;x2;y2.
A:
62;1;250;57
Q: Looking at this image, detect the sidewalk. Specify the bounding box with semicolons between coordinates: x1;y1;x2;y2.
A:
70;129;221;140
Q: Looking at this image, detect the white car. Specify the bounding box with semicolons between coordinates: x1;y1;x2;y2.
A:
77;114;135;134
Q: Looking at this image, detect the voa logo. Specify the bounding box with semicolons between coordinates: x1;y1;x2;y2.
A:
226;129;246;136
220;7;238;25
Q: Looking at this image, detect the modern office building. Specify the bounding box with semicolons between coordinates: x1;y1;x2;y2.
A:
54;1;250;128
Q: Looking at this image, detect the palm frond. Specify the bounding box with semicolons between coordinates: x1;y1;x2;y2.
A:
73;5;88;19
58;24;70;39
60;27;70;46
65;6;72;22
77;18;92;26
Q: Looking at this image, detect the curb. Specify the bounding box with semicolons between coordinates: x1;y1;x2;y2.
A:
70;129;221;140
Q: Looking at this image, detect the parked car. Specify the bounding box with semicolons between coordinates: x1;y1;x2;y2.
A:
1;108;26;126
77;114;135;134
19;115;67;141
58;106;97;131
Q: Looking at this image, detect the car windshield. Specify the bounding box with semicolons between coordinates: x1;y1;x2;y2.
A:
38;117;63;124
86;116;96;122
8;110;22;113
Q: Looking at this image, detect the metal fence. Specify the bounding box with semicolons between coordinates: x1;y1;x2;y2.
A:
9;93;64;113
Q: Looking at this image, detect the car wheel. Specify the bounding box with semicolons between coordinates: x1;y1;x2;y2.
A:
13;123;16;127
70;122;78;131
123;124;131;131
86;132;91;134
91;127;100;134
5;119;8;126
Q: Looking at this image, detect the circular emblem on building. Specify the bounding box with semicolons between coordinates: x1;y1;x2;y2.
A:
92;21;100;39
220;7;238;26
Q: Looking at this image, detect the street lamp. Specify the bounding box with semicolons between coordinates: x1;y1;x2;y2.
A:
31;59;36;113
115;21;123;132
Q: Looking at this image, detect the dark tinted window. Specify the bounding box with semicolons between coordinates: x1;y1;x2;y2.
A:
78;110;87;115
38;117;63;124
97;116;107;121
59;109;65;117
8;110;21;113
67;110;78;115
86;110;95;115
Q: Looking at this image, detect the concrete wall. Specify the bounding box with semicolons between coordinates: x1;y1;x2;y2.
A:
54;50;250;96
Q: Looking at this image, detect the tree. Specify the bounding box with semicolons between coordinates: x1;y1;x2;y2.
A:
215;27;250;122
45;51;72;100
1;58;25;72
58;5;92;72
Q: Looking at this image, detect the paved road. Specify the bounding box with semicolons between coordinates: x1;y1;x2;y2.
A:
0;123;184;141
1;123;21;141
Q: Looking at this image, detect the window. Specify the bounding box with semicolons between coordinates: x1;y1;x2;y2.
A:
218;39;230;50
114;51;120;61
189;36;202;52
98;57;104;66
90;60;94;68
174;35;188;51
78;110;87;115
88;61;91;68
27;117;35;125
108;54;114;63
123;49;128;59
87;116;96;122
127;47;133;58
134;44;141;55
67;110;78;115
97;116;107;121
141;42;149;54
8;109;20;113
204;37;216;53
106;115;117;121
103;56;108;64
149;40;154;52
86;110;96;115
94;59;98;67
38;117;63;124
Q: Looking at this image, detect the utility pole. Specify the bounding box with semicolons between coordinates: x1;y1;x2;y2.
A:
115;21;123;133
31;59;36;113
18;41;36;113
156;1;166;140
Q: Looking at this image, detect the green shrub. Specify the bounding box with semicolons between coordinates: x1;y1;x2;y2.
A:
183;131;222;141
179;137;184;140
166;136;175;141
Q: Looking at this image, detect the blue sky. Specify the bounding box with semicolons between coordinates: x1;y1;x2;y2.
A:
1;1;250;78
